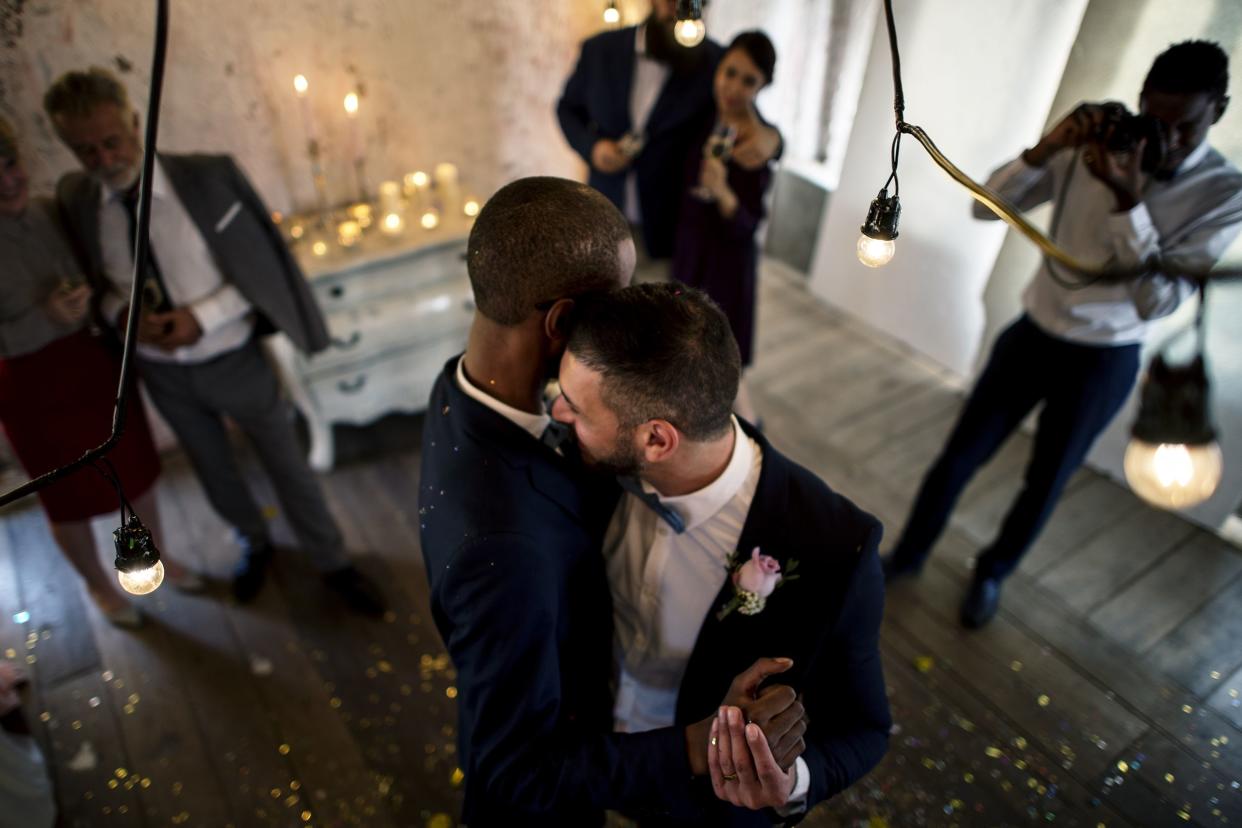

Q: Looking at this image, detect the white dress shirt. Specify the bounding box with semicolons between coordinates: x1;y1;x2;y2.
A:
98;159;254;364
625;23;671;225
980;140;1242;346
604;418;810;807
454;355;550;439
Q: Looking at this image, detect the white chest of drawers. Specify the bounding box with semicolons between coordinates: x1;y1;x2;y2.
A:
266;215;474;470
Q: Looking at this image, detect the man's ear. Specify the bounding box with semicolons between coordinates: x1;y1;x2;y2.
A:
543;297;575;343
640;419;680;464
1213;95;1230;124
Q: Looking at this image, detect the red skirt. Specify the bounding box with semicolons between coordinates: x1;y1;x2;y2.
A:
0;329;160;522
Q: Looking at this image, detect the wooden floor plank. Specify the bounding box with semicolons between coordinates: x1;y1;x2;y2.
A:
1145;574;1242;699
1205;664;1242;729
1088;533;1242;654
1036;502;1198;616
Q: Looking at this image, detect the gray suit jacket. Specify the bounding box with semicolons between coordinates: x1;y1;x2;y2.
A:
55;153;330;354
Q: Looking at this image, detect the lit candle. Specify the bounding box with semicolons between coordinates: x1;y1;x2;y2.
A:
349;203;373;229
378;180;402;215
434;162;460;214
338;219;362;247
312;239;329;257
420;208;441;230
403;170;429;207
380;211;405;236
463;196;481;218
344;92;362;163
293;74;317;142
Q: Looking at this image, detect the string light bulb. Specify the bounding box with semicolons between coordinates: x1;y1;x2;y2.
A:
343;92;359;116
603;1;620;25
857;189;900;267
114;514;164;595
674;0;706;47
1124;355;1222;509
293;74;308;96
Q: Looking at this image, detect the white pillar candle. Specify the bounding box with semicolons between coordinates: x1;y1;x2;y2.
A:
434;162;460;214
294;74;317;143
344;92;362;163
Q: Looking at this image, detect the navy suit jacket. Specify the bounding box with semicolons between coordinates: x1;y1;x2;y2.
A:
419;358;705;826
557;26;722;258
653;420;892;826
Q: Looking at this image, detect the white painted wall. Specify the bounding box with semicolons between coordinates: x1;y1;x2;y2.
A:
808;0;1088;377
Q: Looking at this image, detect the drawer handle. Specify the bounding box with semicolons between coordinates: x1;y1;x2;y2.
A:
328;285;345;298
337;375;367;394
331;331;362;349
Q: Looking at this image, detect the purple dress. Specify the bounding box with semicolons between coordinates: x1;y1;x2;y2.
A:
671;117;772;367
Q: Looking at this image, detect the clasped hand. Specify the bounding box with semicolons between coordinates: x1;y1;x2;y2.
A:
117;305;203;351
687;657;808;810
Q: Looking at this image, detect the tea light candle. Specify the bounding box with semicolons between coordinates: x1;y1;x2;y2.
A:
380;211;405;236
338;219;362;247
420;208;441;230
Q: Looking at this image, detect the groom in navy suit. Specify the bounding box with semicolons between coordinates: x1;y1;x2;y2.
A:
552;283;891;825
557;0;780;261
419;178;808;827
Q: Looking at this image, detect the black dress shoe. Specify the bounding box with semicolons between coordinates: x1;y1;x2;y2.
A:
881;555;922;584
232;543;274;603
960;575;1002;629
323;566;387;617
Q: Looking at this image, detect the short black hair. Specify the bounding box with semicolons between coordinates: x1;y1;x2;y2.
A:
567;283;739;441
726;30;777;85
1144;40;1229;100
467;177;632;325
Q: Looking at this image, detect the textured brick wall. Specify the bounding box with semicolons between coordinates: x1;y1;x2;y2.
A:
0;0;617;212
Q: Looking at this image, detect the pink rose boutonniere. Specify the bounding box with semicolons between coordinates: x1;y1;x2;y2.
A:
717;547;800;620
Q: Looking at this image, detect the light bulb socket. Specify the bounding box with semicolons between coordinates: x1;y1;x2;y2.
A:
861;191;901;241
1131;354;1216;446
676;0;704;22
114;514;162;574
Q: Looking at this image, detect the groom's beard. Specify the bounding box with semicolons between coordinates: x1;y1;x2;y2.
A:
572;428;644;478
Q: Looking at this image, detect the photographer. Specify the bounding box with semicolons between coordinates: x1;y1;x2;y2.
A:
883;41;1242;628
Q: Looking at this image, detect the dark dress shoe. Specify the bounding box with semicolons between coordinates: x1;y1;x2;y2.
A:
324;566;388;617
232;544;274;603
960;575;1002;629
881;555;922;584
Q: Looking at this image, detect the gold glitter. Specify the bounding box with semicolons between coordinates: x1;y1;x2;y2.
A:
1118;761;1129;773
301;811;312;822
1015;760;1027;770
1182;704;1194;714
365;668;378;679
290;780;301;791
377;660;393;673
1211;671;1223;680
1178;810;1191;821
1013;737;1027;750
427;814;453;828
107;779;118;789
329;697;342;709
914;656;934;673
271;788;282;798
1231;689;1240;698
279;744;291;755
119;806;128;815
1010;660;1023;672
115;768;127;779
1037;694;1050;707
172;782;183;795
450;767;465;787
124;705;135;715
128;693;140;705
445;686;458;699
4;649;15;658
963;773;974;783
101;671;113;681
112;679;124;689
1166;773;1176;783
39;712;50;723
141;778;151;789
985;746;1003;758
285;795;299;807
25;655;36;664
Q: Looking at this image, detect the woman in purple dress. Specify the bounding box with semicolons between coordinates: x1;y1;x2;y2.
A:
672;31;776;424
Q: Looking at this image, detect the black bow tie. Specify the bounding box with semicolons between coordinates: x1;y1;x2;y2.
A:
540;420;573;451
618;475;686;534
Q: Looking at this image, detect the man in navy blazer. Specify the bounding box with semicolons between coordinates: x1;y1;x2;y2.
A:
557;0;780;260
552;283;892;825
419;178;804;826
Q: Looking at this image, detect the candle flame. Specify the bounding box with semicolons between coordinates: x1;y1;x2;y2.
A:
293;74;309;95
344;92;359;115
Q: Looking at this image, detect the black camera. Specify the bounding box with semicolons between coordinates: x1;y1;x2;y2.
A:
1095;102;1167;173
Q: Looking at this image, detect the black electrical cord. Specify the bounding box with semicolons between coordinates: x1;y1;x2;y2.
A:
0;0;169;510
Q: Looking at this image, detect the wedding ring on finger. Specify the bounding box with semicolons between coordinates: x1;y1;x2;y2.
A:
722;773;739;782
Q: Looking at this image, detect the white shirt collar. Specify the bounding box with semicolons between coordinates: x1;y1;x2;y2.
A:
635;23;647;56
100;156;170;205
1173;140;1212;177
454;355;550;441
648;417;755;532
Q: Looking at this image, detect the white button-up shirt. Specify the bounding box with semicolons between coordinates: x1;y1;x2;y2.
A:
982;140;1242;346
454;355;550;439
624;23;671;226
98;159;254;363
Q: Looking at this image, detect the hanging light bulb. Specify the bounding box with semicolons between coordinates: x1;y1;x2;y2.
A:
114;514;165;595
602;0;621;25
1124;354;1222;509
674;0;706;47
857;188;900;267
